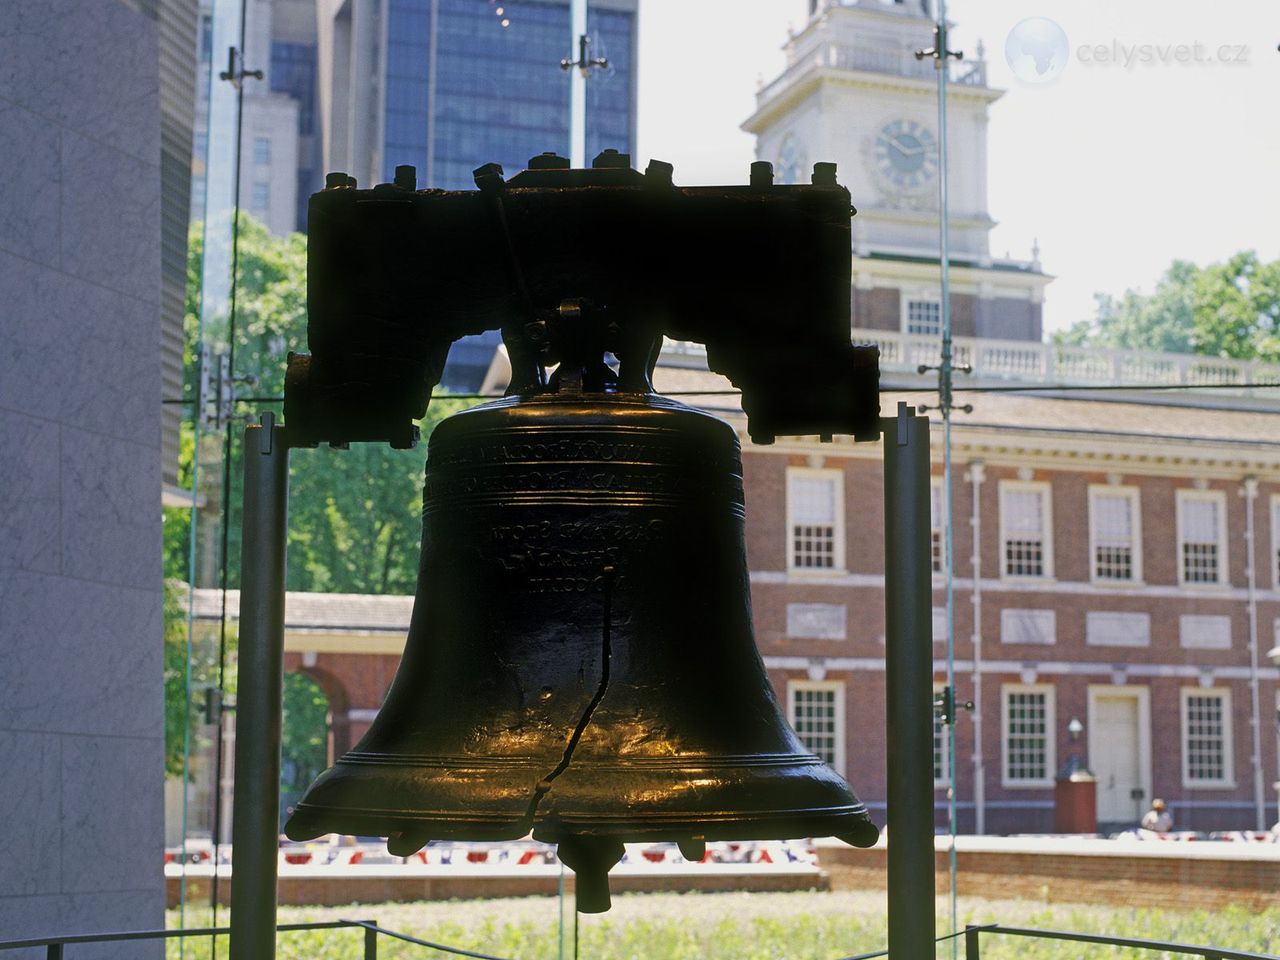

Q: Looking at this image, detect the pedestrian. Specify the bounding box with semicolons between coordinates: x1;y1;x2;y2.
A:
1140;798;1173;833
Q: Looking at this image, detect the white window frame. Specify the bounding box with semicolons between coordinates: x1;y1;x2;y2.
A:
253;135;271;165
787;679;846;773
901;295;942;336
999;480;1054;581
1180;687;1234;789
786;467;846;574
1270;494;1280;591
933;682;951;788
930;476;945;577
1088;485;1142;584
1175;489;1228;587
1001;683;1055;788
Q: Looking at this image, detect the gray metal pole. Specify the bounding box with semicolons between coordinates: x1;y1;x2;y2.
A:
882;403;936;959
229;414;290;960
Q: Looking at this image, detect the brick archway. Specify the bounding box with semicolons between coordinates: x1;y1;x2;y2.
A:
287;664;353;763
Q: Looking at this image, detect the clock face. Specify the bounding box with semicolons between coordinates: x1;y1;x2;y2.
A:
874;119;938;191
776;134;806;185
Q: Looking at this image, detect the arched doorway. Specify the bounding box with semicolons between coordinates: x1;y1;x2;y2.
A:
280;671;333;824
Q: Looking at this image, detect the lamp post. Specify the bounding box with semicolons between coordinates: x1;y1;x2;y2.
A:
1055;716;1096;834
1059;716;1089;778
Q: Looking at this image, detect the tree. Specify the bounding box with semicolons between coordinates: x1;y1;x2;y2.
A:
1188;252;1280;361
1054;252;1280;362
280;672;330;803
163;214;479;785
285;404;468;595
168;213;475;594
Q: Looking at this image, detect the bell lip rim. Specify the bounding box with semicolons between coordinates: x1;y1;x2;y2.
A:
284;802;878;844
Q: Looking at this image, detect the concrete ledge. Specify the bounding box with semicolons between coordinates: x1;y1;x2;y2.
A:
817;836;1280;911
164;863;828;908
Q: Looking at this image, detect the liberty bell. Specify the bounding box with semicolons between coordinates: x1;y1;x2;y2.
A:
282;151;882;911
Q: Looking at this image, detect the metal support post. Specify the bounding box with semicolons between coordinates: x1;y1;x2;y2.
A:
228;414;291;960
964;925;981;960
364;925;378;959
882;404;936;960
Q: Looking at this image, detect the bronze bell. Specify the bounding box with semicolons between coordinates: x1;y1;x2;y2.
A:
283;153;883;912
285;367;878;911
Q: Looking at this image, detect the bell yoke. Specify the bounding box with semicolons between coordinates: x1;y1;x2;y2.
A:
282;150;882;912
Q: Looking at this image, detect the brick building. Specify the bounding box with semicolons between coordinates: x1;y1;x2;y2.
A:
196;335;1280;839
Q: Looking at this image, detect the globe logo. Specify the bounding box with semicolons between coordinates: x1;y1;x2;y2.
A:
1004;17;1069;85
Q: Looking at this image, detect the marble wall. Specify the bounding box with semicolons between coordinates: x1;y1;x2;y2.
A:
0;1;165;955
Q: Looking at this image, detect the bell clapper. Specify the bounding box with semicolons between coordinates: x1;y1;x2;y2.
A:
556;836;625;913
386;830;431;857
677;837;707;862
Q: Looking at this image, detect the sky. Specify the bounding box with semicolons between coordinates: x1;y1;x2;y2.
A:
634;0;1280;335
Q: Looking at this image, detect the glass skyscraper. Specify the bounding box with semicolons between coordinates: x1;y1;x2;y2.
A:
377;0;637;387
382;0;637;189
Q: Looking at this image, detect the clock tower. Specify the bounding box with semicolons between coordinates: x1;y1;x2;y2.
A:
743;0;1050;341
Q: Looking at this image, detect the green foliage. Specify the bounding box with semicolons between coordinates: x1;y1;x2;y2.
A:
165;213;479;788
162;579;238;779
162;423;196;582
281;672;330;800
175;213;475;594
165;893;1280;959
1055;252;1280;362
286;397;470;595
162;581;190;778
1188;251;1280;361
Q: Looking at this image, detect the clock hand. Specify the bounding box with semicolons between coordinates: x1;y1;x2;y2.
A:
878;134;925;159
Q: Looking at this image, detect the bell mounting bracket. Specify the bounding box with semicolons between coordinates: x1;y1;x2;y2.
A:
284;150;879;448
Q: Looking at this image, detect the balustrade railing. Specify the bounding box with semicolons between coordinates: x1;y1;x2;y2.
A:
757;42;986;105
663;330;1280;396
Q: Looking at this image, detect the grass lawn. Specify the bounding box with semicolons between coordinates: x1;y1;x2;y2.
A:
165;890;1279;959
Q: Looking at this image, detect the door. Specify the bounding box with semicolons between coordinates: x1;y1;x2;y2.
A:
1089;689;1148;829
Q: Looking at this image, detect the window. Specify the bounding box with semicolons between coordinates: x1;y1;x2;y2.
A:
1089;486;1141;582
1002;685;1054;786
786;603;846;640
1180;614;1231;650
933;684;950;785
1182;688;1233;787
250;182;270;212
788;681;845;771
787;468;844;572
930;478;944;574
1177;490;1226;586
253;136;271;165
1086;611;1150;647
905;298;941;336
1001;608;1055;645
1000;481;1052;578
